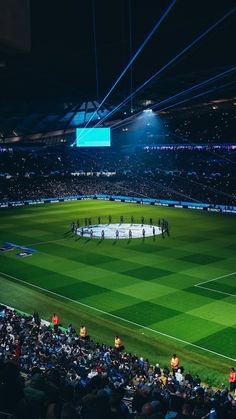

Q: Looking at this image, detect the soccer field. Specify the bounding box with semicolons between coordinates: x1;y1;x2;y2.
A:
0;200;235;385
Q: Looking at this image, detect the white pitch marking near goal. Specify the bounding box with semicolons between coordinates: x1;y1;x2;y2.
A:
0;271;235;362
194;271;236;297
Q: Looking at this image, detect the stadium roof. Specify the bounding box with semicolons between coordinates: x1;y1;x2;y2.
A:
0;0;235;143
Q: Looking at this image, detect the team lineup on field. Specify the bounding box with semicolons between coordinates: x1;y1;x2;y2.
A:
71;215;169;239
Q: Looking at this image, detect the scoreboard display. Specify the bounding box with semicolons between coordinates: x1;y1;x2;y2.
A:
76;128;111;147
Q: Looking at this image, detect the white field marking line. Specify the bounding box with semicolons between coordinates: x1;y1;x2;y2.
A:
195;271;236;286
25;238;70;246
0;271;235;362
194;271;236;297
195;285;235;297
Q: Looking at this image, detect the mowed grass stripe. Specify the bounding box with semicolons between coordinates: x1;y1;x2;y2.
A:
0;270;235;362
1;249;234;354
195;327;236;359
0;200;236;366
0;252;131;294
149;313;226;343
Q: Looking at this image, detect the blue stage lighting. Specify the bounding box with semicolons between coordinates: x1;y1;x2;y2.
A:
97;5;236;125
76;0;176;139
110;65;236;131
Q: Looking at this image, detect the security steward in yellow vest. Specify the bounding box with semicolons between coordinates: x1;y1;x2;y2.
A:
80;325;87;339
170;354;179;375
114;335;123;351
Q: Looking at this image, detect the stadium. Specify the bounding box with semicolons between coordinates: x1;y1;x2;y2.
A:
0;1;235;418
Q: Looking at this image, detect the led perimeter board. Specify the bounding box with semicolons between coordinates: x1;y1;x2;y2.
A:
76;128;111;147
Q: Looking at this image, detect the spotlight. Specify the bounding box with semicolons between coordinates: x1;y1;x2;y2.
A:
143;109;153;113
143;100;152;106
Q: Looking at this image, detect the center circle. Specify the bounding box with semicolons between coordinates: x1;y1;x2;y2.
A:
76;223;162;239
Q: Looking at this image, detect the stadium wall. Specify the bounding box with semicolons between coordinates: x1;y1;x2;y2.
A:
0;195;235;214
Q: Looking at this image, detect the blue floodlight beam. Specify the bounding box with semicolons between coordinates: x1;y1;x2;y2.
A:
129;0;133;113
111;79;236;132
97;5;236;126
112;80;236;132
109;66;236;130
150;67;236;111
92;0;99;99
75;0;177;144
155;80;236;113
110;65;236;130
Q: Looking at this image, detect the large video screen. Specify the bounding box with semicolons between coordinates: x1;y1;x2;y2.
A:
76;128;111;147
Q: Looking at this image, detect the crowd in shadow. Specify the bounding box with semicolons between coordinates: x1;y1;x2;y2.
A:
0;305;235;419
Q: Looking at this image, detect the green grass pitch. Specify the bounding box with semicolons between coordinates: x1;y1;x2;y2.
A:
0;200;235;386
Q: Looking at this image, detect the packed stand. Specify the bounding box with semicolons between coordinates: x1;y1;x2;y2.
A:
165;105;236;144
0;304;236;419
0;148;235;206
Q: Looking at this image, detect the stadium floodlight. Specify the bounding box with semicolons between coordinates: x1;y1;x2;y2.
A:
110;66;236;131
116;80;235;132
111;80;235;133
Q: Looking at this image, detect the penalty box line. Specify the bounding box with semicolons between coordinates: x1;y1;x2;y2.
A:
0;271;235;363
194;271;236;297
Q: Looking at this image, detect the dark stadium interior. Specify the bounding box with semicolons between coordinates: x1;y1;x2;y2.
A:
0;1;236;418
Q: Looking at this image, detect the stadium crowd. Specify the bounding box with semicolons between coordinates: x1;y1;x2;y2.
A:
0;304;235;419
0;148;235;178
0;148;235;206
1;175;235;207
166;105;236;144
